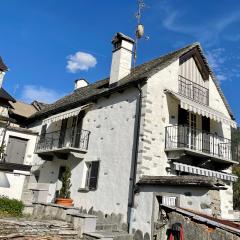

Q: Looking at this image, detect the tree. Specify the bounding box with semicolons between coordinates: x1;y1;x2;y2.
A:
232;127;240;209
233;165;240;209
59;166;72;199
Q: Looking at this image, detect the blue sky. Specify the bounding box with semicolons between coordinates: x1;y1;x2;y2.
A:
1;0;240;123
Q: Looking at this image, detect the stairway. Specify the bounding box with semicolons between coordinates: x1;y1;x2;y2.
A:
0;218;79;239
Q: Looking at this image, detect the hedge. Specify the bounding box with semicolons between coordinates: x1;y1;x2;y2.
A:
0;196;24;217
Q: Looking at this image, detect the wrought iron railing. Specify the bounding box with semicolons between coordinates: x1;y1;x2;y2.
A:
165;125;239;162
178;75;209;105
35;128;90;153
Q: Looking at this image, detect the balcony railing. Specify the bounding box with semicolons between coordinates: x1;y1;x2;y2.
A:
165;125;239;162
35;128;90;153
178;75;209;105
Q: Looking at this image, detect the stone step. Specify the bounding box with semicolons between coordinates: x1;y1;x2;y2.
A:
96;223;118;231
83;231;133;240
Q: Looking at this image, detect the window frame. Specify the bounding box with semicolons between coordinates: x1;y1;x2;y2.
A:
84;161;100;191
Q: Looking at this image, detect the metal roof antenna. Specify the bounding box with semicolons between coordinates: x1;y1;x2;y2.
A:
133;0;146;71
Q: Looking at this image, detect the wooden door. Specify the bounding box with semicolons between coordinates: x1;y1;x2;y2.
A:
5;136;28;164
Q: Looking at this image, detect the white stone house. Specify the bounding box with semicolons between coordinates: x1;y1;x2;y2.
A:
27;33;238;237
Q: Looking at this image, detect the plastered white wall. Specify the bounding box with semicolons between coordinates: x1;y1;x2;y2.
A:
0;172;26;199
33;88;139;221
132;185;216;236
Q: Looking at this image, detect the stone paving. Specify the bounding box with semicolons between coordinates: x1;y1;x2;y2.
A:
0;218;80;239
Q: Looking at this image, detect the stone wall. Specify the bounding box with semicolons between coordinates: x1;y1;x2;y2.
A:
161;211;240;240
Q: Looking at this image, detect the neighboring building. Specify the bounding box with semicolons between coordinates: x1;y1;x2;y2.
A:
8;34;240;237
0;57;43;200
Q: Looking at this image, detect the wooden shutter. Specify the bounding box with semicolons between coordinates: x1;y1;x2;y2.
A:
74;111;85;148
88;161;99;190
40;124;47;140
58;119;68;148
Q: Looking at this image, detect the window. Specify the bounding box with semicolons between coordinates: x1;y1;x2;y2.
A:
85;161;100;190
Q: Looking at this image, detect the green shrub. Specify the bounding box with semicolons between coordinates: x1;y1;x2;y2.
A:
0;196;24;217
59;166;72;199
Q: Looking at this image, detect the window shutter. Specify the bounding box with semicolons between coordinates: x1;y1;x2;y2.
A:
88;161;99;190
40;124;47;141
58;119;68;148
74;111;85;148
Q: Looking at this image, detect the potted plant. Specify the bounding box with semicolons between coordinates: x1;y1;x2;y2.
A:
55;166;73;206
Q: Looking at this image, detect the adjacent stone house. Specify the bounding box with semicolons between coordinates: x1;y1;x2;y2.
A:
0;57;43;200
14;33;239;237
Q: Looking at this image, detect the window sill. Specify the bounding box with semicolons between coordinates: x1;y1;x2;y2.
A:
78;188;89;193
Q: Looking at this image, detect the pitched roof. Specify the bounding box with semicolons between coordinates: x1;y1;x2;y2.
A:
162;205;240;236
0;57;8;72
0;88;15;102
137;175;226;190
9;101;38;118
29;42;234;121
31;101;49;111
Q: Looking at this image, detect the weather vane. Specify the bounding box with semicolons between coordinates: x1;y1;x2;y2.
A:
133;0;146;69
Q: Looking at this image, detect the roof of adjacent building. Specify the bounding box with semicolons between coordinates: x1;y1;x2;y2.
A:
162;205;240;236
31;100;49;111
0;88;15;102
29;42;234;121
0;57;8;72
9;101;39;118
137;175;226;190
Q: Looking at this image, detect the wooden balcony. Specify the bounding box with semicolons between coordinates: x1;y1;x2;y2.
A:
165;125;239;164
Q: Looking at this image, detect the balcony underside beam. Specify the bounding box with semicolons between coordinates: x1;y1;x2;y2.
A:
165;148;238;165
36;147;87;160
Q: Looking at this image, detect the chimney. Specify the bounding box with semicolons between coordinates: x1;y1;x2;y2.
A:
74;78;88;90
0;56;8;88
109;33;134;85
0;72;6;88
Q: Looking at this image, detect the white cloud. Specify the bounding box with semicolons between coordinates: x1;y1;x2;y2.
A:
155;1;240;46
206;48;228;82
66;51;97;73
21;85;64;103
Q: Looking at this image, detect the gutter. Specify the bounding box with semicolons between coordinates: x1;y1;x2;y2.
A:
127;82;145;232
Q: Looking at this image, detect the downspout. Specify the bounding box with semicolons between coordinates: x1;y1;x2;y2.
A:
127;82;144;232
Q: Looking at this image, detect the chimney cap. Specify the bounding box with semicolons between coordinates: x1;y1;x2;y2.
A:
74;78;89;90
112;32;135;45
74;78;89;84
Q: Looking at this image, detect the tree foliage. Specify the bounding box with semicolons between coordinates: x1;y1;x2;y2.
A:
59;166;72;199
232;127;240;210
